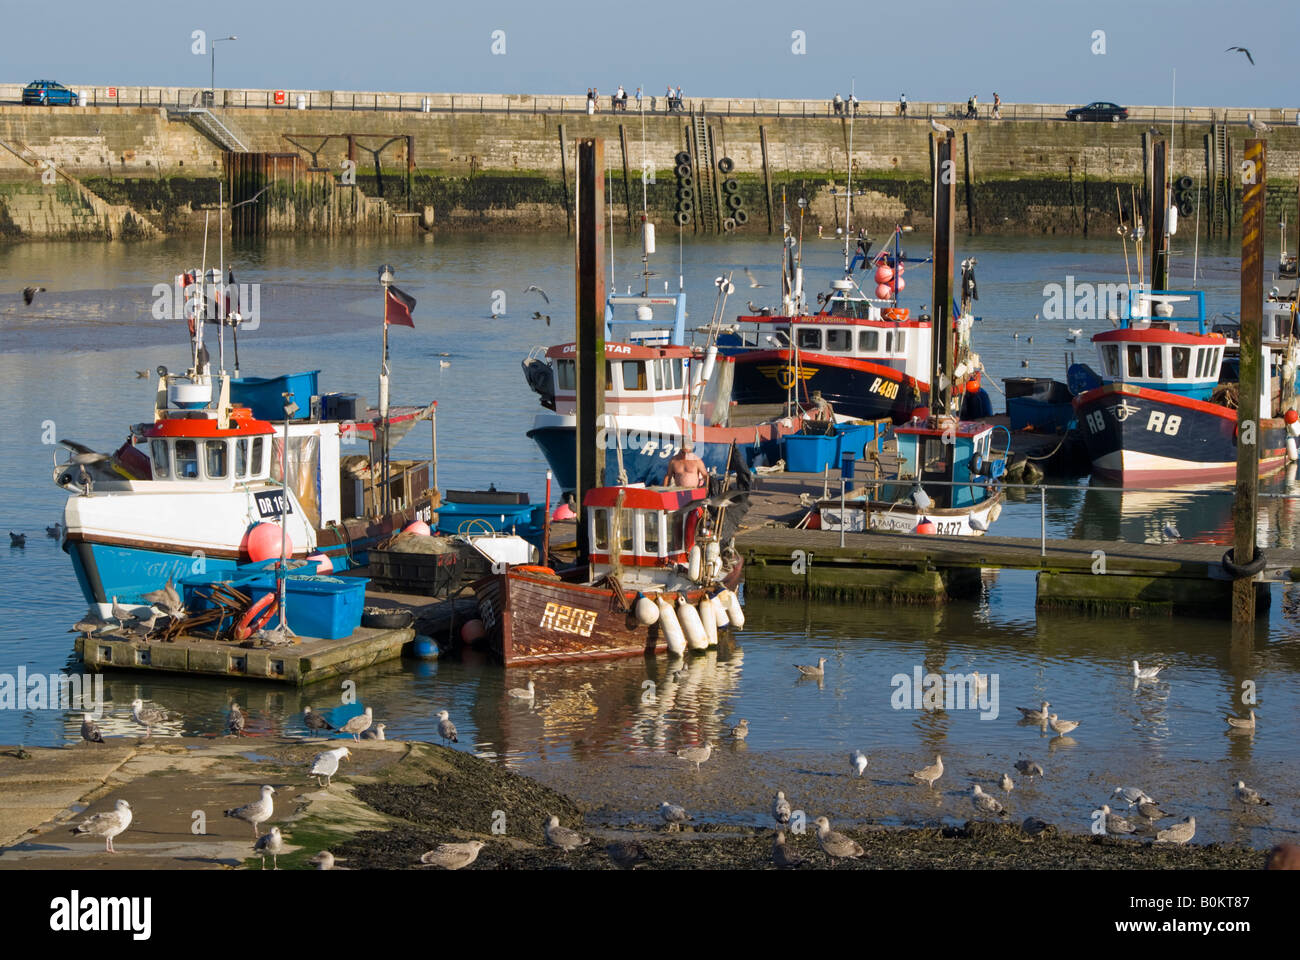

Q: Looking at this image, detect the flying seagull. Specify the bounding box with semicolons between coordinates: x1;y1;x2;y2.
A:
743;267;765;288
59;439;110;467
524;284;550;303
1225;46;1254;65
22;285;45;305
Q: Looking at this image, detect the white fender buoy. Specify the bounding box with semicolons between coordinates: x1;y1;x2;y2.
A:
677;595;708;650
688;544;703;582
1287;435;1298;463
705;540;722;579
720;589;745;629
635;593;659;626
657;596;686;656
698;595;718;646
711;593;729;628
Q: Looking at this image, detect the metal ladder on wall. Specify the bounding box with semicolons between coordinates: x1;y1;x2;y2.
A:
690;113;717;233
1209;121;1230;238
183;108;248;152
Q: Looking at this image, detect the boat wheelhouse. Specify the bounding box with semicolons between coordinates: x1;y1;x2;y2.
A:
1072;290;1288;484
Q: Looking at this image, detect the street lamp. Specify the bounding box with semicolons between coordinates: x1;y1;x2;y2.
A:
210;35;238;103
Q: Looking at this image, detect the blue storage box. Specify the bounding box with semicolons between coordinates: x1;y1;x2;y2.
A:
229;371;320;421
835;423;877;461
785;432;839;473
245;573;368;640
435;500;544;545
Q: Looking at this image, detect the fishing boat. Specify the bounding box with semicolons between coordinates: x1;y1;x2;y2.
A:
471;482;746;666
522;221;804;494
56;268;436;616
1071;288;1292;484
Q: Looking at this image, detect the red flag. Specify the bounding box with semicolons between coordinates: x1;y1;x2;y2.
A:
385;285;416;327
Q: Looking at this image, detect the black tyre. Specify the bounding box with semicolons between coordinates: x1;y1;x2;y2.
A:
717;157;734;173
675;162;692;179
733;208;748;225
722;177;739;194
723;217;736;232
1221;547;1266;579
675;151;691;167
677;185;694;201
361;607;415;629
1178;197;1193;217
727;193;742;210
677;198;694;214
678;175;693;190
674;211;690;226
1176;175;1194;191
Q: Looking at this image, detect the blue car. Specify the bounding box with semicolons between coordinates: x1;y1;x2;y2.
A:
22;80;78;106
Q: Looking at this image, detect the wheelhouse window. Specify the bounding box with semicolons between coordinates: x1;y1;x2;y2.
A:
1126;344;1144;377
858;329;880;352
617;509;634;553
825;328;852;353
642;510;661;555
895;331;907;353
591;508;609;551
1171;346;1190;378
151;439;170;479
653;360;665;390
174;439;199;479
605;360;614;392
556;359;576;390
234;438;248;479
797;328;823;350
205;440;228;479
1101;344;1120;376
1146;345;1164;379
621;361;647;390
250;437;265;476
667;513;685;554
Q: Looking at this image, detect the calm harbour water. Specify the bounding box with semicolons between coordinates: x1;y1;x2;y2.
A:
0;231;1296;845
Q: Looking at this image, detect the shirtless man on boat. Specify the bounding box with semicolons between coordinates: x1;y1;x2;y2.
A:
664;442;708;488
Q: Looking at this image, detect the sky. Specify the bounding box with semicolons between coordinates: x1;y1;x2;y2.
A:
2;0;1294;107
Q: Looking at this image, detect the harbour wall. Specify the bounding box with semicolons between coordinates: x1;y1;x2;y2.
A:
1;100;1298;241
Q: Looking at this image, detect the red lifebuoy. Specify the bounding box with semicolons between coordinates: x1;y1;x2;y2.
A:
235;592;279;641
513;565;556;577
882;308;910;321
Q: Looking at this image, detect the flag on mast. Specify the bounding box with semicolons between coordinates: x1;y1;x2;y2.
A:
385;285;416;327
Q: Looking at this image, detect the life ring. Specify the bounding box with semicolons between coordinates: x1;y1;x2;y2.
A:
234;592;279;641
882;307;909;320
733;209;748;225
1221;547;1266;580
717;157;734;173
514;565;557;577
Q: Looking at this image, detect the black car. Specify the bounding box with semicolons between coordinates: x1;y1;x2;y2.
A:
1065;101;1128;122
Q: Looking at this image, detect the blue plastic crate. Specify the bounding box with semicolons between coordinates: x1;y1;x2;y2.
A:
785;432;839;473
835;423;877;461
245;573;368;640
229;371;320;421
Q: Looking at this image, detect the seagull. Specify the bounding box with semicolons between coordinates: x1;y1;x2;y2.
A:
226;703;245;737
676;741;712;772
45;522;62;538
507;679;536;701
58;439;110;468
1015;759;1044;780
851;750;869;778
1133;660;1163;680
659;801;693;830
1016;701;1051;722
1225;710;1256;730
1021;816;1053;837
1246;112;1271;135
130;698;170;737
339;706;373;741
309;850;346;870
1099;804;1137;835
1113;786;1155;807
1027;335;1034;343
544;815;589;852
224;785;276;837
910;483;933;510
360;722;386;741
1136;800;1168;821
70;798;132;853
968;514;989;532
523;284;550;304
1020;359;1030;368
794;657;827;679
8;532;25;547
253;826;285;870
1155;816;1196;844
605;840;649;870
813;816;863;859
999;773;1014;793
971;784;1007;818
1234;780;1271;805
772;790;792;826
420;840;487;870
912;754;944;788
140;578;180;612
437;709;459;743
439;360;451;369
971;671;989;696
1225;46;1255;65
303;706;334;734
743;267;764;288
729;719;749;740
1163;521;1181;541
309;746;350;786
22;285;45;305
773;830;806;868
134;370;149;379
930;119;953;136
80;713;105;744
1048;714;1080;737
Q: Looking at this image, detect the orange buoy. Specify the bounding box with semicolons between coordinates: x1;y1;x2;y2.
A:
244;522;292;563
874;263;894;284
1286;409;1298;425
553;502;576;521
916;517;937;535
461;619;486;644
403;519;432;536
876;283;894;299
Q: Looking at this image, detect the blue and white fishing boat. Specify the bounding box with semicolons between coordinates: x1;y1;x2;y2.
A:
56;268;436;616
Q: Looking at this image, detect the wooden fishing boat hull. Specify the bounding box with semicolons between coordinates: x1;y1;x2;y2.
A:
472;562;744;666
814;491;1003;536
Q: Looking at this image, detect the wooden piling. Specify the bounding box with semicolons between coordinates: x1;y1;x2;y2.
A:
618;124;633;233
1150;141;1169;290
962;132;975;233
1232;139;1265;623
558;124;572;234
574;138;606;567
931;133;956;417
760;125;774;234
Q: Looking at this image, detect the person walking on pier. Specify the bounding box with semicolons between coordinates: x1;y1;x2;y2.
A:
899;92;907;116
851;93;859;116
665;83;675;112
992;92;1001;119
635;86;642;111
586;87;595;115
833;92;843;116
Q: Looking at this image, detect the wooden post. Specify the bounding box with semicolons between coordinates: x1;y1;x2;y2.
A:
558;124;572;234
930;133;956;418
406;135;414;212
962;131;975;233
760;125;774;234
574;138;606;568
1232;139;1265;622
618;124;633;233
1150;141;1169;290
